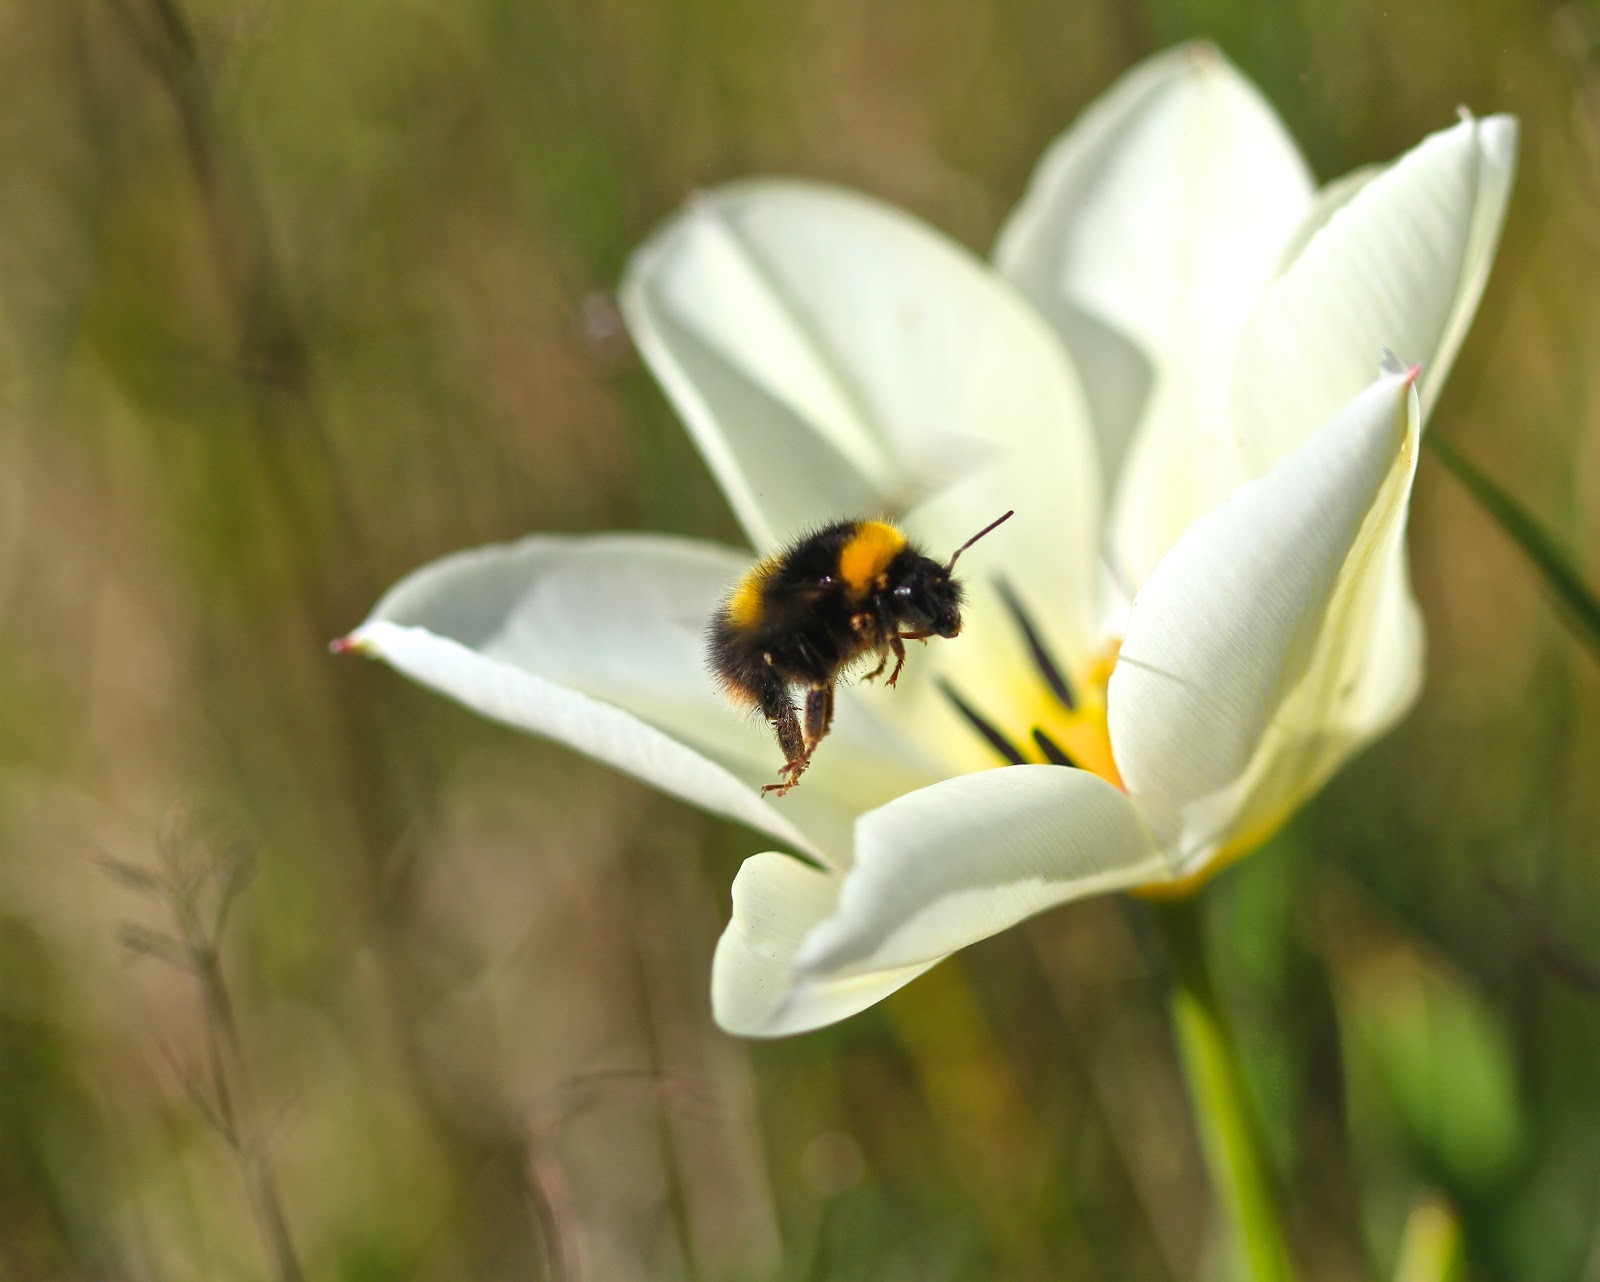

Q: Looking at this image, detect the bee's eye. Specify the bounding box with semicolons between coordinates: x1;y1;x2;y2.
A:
818;574;837;587
893;585;913;598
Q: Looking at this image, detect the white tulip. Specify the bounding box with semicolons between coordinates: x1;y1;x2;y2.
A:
341;45;1516;1037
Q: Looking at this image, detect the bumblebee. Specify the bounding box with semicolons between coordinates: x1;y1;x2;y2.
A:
708;511;1014;796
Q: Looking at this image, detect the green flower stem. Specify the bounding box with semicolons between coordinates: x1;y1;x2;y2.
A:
1154;898;1295;1282
1393;1196;1465;1282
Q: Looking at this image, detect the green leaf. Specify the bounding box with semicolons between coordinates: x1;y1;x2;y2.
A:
1339;945;1523;1194
1425;433;1600;660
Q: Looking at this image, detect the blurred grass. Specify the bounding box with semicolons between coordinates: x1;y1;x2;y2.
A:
0;0;1597;1278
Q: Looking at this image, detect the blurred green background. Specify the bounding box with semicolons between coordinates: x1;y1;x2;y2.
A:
1;0;1596;1278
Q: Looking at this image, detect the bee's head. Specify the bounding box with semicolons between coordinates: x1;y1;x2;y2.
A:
885;510;1012;640
891;560;966;638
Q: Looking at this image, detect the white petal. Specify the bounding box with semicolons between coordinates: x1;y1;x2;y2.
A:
1235;113;1517;471
711;853;942;1038
793;765;1168;979
346;535;944;863
1274;164;1383;274
356;615;827;853
716;768;1170;1037
623;180;1097;553
995;41;1313;565
1108;366;1421;870
1333;541;1424;740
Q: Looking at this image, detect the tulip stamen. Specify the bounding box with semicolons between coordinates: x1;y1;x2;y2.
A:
994;579;1076;711
1030;728;1081;768
937;679;1028;765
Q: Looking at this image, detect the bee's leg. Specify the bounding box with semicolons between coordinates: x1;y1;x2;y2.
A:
803;681;834;754
754;676;809;796
853;599;905;689
883;628;940;688
760;705;809;796
885;633;909;688
851;609;893;686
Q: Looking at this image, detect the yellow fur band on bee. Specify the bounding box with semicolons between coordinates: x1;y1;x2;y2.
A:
837;521;907;595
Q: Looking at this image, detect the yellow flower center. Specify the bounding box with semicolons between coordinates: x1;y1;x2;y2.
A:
939;588;1286;901
1014;640;1123;789
990;639;1270;901
937;588;1125;790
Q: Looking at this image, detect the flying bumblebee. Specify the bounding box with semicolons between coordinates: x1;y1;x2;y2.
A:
707;510;1014;796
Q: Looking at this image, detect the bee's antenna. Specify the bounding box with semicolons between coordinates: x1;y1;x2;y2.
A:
945;510;1015;572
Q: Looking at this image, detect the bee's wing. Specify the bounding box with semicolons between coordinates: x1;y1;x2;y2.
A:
760;575;836;624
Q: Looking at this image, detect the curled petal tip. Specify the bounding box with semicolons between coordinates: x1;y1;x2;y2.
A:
1180;38;1221;66
329;635;362;656
1379;347;1422;382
